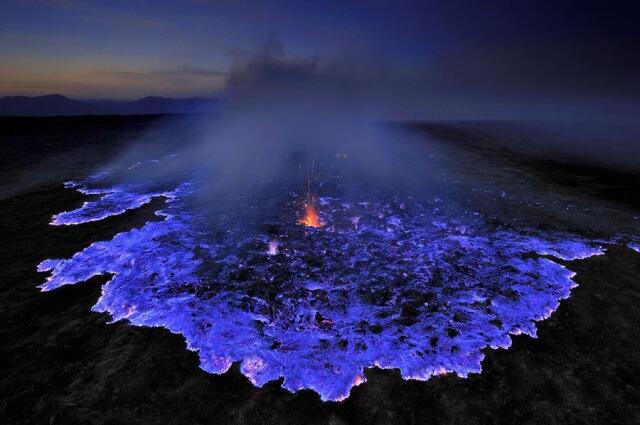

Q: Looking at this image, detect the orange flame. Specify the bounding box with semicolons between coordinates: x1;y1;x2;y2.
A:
298;159;324;228
298;195;324;228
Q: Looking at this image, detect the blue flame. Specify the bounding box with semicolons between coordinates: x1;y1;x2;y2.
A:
38;160;610;401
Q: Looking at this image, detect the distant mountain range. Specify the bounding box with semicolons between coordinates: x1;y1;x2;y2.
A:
0;94;220;116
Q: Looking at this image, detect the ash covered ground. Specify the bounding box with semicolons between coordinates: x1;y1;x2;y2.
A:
2;115;640;424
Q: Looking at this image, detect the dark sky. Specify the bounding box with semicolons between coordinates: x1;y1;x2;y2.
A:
1;0;638;119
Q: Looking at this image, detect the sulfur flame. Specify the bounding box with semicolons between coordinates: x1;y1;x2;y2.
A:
267;240;279;255
298;196;324;228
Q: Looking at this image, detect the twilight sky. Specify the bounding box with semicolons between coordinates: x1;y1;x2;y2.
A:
1;0;639;119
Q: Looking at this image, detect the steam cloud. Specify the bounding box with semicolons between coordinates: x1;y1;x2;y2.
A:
107;41;453;220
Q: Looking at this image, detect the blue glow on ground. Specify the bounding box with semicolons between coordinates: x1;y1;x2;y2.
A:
38;162;610;401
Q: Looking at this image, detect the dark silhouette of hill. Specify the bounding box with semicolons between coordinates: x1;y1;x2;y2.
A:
0;94;98;116
0;94;220;116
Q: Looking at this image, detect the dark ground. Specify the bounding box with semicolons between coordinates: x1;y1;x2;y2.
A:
1;116;639;425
